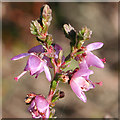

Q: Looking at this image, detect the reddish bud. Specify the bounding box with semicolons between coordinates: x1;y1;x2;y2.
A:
59;91;65;98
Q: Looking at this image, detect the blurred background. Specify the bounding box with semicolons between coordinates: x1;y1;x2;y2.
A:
2;2;118;118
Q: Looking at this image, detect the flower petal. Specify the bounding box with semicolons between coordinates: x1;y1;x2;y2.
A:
43;56;53;68
62;56;65;64
86;42;103;51
45;108;50;118
70;79;87;103
28;55;42;75
34;68;44;78
24;60;30;71
79;60;89;69
11;53;31;60
35;95;49;113
28;100;35;111
44;64;51;81
73;67;93;79
28;45;45;53
86;52;104;68
54;44;62;51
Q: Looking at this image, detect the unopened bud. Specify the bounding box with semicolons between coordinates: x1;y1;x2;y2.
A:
42;4;52;26
77;27;92;41
63;24;76;47
59;91;65;98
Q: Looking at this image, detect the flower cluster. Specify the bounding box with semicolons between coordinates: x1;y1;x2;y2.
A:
70;42;104;102
11;4;105;118
25;93;50;118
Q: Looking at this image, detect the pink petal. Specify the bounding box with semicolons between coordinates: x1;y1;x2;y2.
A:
11;53;31;60
73;68;93;79
45;108;50;118
34;68;44;78
28;55;42;75
44;64;51;81
86;42;103;52
70;79;87;102
43;56;53;68
24;61;30;71
71;76;92;91
86;52;104;68
28;45;45;53
79;60;89;69
28;100;35;111
35;95;49;113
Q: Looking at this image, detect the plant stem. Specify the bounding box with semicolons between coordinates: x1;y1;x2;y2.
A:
47;58;60;105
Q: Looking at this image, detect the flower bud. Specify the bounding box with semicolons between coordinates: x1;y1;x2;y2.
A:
41;4;52;26
59;91;65;98
26;93;50;118
77;27;92;41
63;24;76;47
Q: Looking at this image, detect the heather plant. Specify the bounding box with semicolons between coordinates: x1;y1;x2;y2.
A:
11;4;106;118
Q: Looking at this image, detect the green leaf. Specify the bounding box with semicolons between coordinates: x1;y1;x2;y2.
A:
51;95;59;103
51;80;57;91
30;20;42;36
46;34;53;47
74;51;84;56
31;31;37;35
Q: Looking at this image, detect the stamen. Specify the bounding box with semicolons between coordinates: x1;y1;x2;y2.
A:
94;81;103;86
14;71;27;81
81;87;84;89
101;58;106;63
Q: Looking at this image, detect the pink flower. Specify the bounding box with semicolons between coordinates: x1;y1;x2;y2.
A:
70;61;94;102
83;42;104;68
26;94;50;118
11;45;51;81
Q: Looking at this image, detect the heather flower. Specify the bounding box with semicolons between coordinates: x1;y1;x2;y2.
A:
70;61;94;102
27;94;50;118
11;4;106;118
11;45;51;81
83;42;104;68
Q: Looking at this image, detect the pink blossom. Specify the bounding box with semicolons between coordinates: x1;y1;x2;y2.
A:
84;42;104;68
11;45;51;81
27;94;50;118
70;61;94;102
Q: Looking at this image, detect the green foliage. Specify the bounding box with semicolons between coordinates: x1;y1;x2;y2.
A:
30;4;52;43
46;34;53;47
77;27;92;41
51;90;60;103
51;80;57;91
